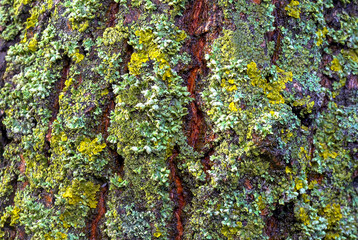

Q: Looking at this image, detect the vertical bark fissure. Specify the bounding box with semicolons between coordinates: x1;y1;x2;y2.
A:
90;183;109;240
89;3;122;239
169;150;186;240
183;0;220;178
45;56;71;145
268;0;286;66
185;0;207;150
168;0;213;238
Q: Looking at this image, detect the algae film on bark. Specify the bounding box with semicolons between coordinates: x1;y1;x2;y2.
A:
0;0;358;239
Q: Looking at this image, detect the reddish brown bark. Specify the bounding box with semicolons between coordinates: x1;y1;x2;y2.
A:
46;59;70;143
90;184;108;240
169;151;186;240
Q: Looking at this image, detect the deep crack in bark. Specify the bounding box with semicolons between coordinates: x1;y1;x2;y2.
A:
169;150;186;240
45;56;71;145
90;183;109;240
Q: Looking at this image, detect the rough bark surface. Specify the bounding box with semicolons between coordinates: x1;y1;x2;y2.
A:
0;0;358;239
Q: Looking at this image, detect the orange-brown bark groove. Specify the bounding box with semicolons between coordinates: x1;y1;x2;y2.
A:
90;183;109;240
45;57;71;144
183;0;222;171
167;0;216;238
169;150;186;240
97;0;120;139
185;0;207;151
167;0;219;238
90;3;124;240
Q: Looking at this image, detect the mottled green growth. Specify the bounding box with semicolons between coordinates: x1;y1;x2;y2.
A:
0;0;357;239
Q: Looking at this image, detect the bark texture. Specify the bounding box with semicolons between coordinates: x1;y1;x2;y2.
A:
0;0;358;239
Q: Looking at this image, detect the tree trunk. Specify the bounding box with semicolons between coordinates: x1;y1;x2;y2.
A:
1;0;358;239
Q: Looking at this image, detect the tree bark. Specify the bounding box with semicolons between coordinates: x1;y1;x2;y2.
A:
1;0;358;239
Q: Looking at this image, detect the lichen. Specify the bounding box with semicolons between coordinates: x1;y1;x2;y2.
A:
0;0;357;239
285;0;301;19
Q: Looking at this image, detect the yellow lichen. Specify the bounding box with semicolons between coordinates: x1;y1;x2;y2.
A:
302;194;310;203
9;206;21;226
46;0;53;9
325;232;340;240
73;52;84;63
293;96;315;113
299;146;310;160
13;0;34;15
153;227;162;238
128;28;185;80
77;137;106;159
221;78;238;92
129;29;164;75
51;131;68;155
298;207;310;225
247;62;292;104
227;85;237;91
324;204;342;226
69;18;90;32
101;89;109;96
285;0;301;19
78;21;89;32
103;25;128;45
176;30;187;42
28;38;37;52
319;143;338;160
316;27;329;46
247;61;261;86
308;180;318;189
229;102;238;112
63;78;73;92
295;178;304;191
331;58;342;72
342;49;358;63
221;222;242;239
62;179;99;208
26;8;39;29
44;232;67;240
257;195;266;211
